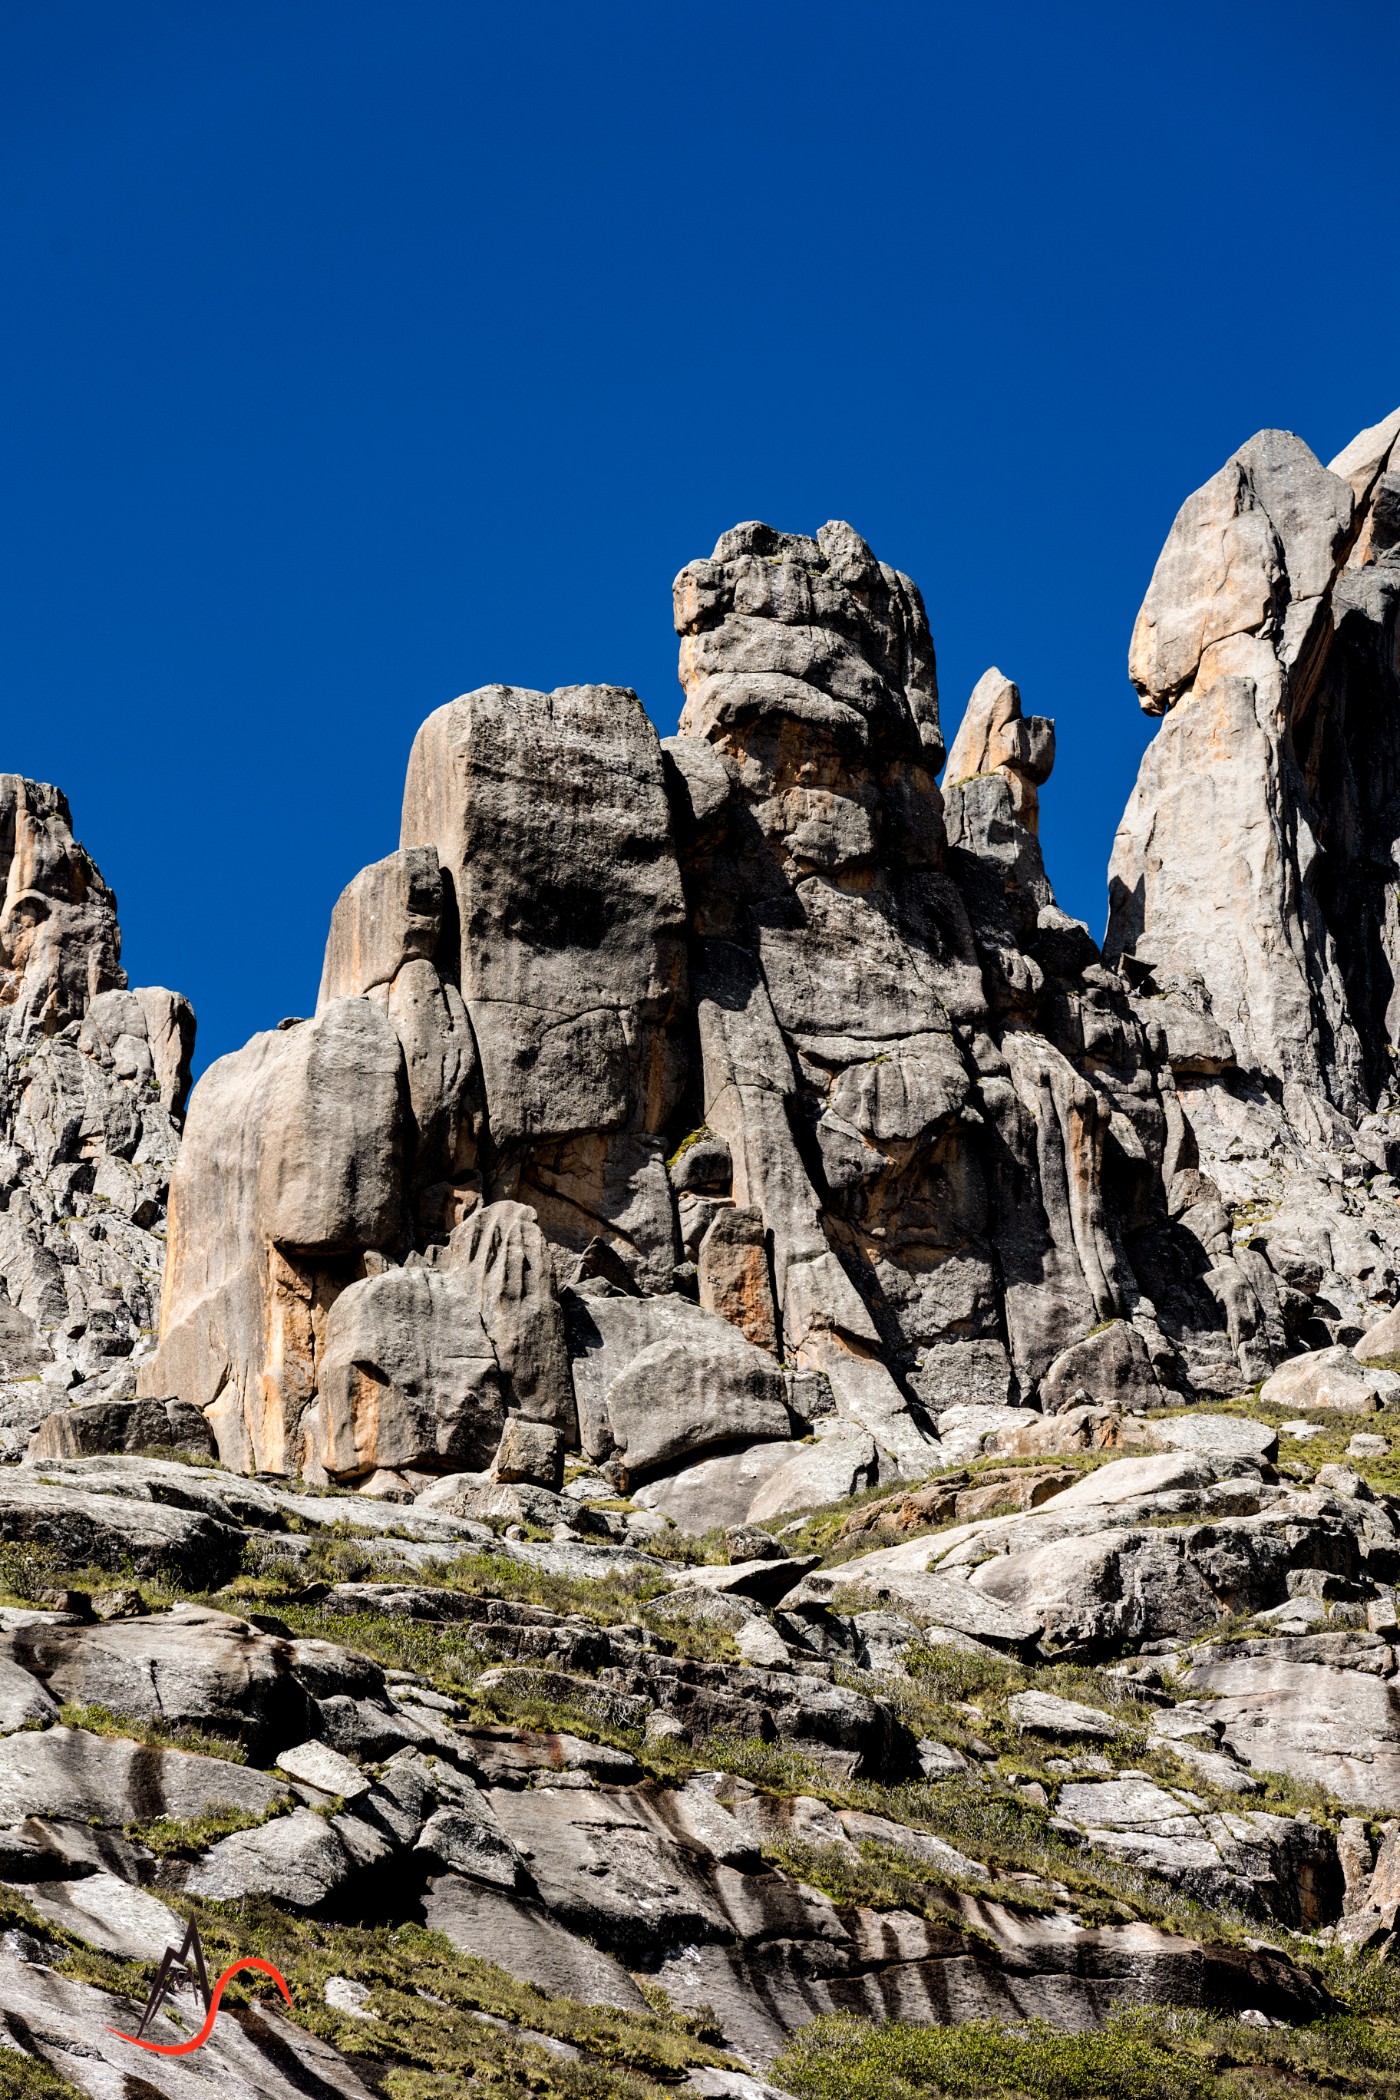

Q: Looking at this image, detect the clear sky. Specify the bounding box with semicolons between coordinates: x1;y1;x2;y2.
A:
4;2;1397;1073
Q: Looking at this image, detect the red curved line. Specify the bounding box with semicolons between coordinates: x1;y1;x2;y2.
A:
106;1956;293;2055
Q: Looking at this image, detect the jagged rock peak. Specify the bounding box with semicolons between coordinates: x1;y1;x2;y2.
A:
0;782;195;1462
675;516;944;767
1109;403;1400;1120
146;507;1292;1493
943;669;1055;836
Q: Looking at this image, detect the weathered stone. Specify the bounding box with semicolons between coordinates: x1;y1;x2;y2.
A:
144;998;406;1473
401;683;687;1196
1260;1346;1399;1414
745;1432;879;1525
697;1205;779;1353
673;1557;814;1608
0;1952;380;2099
1141;1413;1279;1464
564;1290;791;1476
944;668;1055;833
1006;1690;1127;1741
1039;1321;1162;1413
491;1417;565;1490
0;1474;243;1584
422;1875;649;2011
908;1338;1017;1415
277;1738;372;1800
313;1266;505;1480
633;1440;806;1534
27;1394;217;1463
1357;1306;1400;1364
184;1805;351;1908
1054;1772;1341;1927
439;1201;575;1435
317;846;442;1006
0;1724;286;1826
1183;1651;1400;1811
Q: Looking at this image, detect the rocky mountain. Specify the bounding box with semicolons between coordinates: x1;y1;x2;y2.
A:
3;407;1400;2096
139;410;1400;1505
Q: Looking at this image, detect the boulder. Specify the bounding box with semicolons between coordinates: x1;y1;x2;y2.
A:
422;1875;650;2011
1032;1450;1217;1509
794;1559;1039;1651
184;1805;351;1908
26;1394;217;1462
491;1417;565;1490
0;1953;380;2099
1054;1773;1341;1927
1260;1346;1400;1414
0;1725;286;1826
745;1432;879;1525
316;846;443;1006
1357;1306;1400;1364
564;1290;792;1475
1183;1650;1400;1811
438;1201;575;1435
1142;1413;1278;1464
633;1441;806;1534
0;1604;315;1758
673;1558;815;1608
313;1266;506;1480
10;1869;185;1960
1006;1690;1126;1741
276;1738;372;1799
1039;1321;1162;1413
0;1475;244;1585
968;1526;1221;1658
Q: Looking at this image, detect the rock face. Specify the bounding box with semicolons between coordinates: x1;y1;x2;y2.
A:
0;780;193;1461
148;510;1283;1487
111;402;1400;1522
1106;405;1400;1356
21;394;1400;2094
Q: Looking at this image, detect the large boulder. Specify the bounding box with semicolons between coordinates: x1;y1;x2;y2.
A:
0;1603;317;1760
1107;420;1400;1115
1039;1320;1162;1412
1184;1647;1400;1811
312;1266;505;1481
1260;1346;1400;1414
563;1289;792;1478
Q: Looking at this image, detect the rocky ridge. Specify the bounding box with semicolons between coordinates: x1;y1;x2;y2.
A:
5;407;1400;2094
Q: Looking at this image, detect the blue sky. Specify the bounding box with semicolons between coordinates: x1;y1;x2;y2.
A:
3;1;1396;1072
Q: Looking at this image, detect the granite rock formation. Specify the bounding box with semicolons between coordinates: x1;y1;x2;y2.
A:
145;513;1276;1494
10;407;1400;2092
0;779;192;1460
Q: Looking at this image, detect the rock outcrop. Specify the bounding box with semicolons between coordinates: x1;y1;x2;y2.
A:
17;404;1400;2090
145;514;1265;1492
1108;405;1400;1352
0;779;193;1461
